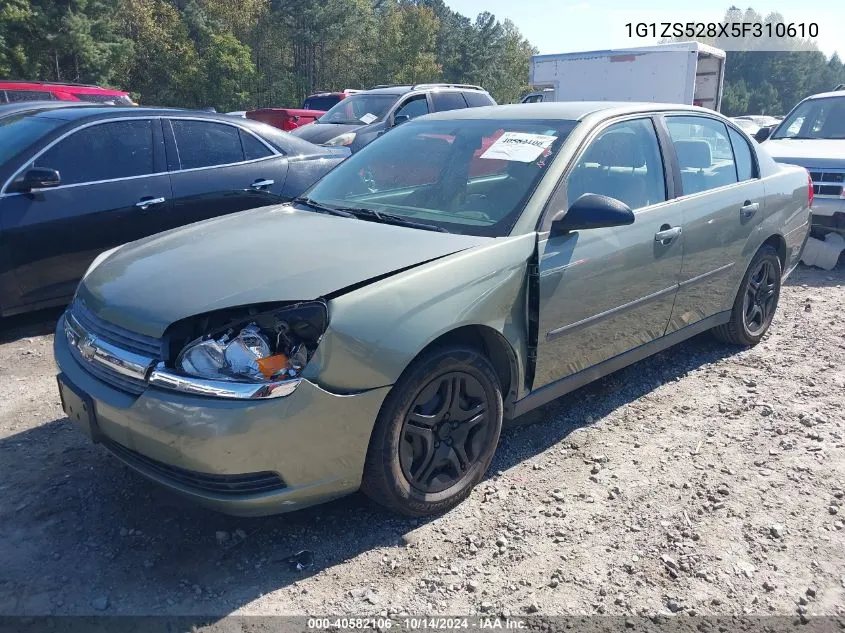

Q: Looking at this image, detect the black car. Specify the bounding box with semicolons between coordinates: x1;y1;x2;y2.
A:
290;83;496;152
0;106;350;317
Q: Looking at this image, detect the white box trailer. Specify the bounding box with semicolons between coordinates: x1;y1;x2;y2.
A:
523;42;726;111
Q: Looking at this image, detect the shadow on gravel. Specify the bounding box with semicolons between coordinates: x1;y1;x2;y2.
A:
784;261;845;288
0;307;63;344
0;327;742;618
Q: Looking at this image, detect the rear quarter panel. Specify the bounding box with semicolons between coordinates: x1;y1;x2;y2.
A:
755;151;811;276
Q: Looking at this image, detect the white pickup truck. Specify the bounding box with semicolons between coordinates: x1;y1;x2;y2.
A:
523;42;726;111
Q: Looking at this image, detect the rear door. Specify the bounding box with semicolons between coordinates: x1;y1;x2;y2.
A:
659;114;763;333
165;118;290;225
0;117;172;307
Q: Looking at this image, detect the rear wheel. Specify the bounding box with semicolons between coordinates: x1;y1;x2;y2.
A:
361;346;503;517
713;245;782;346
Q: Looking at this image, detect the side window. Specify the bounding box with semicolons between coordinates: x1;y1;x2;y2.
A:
523;94;543;104
666;116;738;195
34;120;154;186
728;127;756;181
6;89;55;103
394;95;429;121
463;91;496;108
431;91;467;112
240;130;274;161
565;118;667;211
170;120;244;170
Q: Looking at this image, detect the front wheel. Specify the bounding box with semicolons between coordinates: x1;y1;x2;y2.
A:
361;346;503;517
713;245;782;346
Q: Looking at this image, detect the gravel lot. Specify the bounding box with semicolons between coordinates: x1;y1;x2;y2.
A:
0;262;843;624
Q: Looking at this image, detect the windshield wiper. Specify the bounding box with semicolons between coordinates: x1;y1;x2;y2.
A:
337;207;450;233
292;197;355;218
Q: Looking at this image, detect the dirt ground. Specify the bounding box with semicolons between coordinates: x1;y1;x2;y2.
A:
0;262;843;624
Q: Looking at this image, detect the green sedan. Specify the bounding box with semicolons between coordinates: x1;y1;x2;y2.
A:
54;103;812;517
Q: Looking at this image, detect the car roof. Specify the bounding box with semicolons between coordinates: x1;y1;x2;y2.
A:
0;80;129;95
420;101;718;122
23;106;240;122
803;91;845;101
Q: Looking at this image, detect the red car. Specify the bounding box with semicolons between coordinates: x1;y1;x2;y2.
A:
246;89;360;132
0;81;135;105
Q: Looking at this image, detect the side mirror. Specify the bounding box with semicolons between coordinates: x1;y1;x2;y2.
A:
754;126;773;142
393;114;410;127
551;193;635;234
8;167;61;193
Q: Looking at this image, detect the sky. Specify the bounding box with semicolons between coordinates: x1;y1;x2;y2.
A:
444;0;842;59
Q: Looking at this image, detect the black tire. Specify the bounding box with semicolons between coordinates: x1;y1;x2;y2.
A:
713;245;782;346
361;346;503;517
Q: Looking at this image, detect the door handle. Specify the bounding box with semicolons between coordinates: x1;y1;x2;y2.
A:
250;179;274;189
654;225;682;244
135;196;165;210
740;201;759;219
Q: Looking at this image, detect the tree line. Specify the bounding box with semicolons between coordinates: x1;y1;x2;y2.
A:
667;6;845;116
2;2;844;116
0;0;536;111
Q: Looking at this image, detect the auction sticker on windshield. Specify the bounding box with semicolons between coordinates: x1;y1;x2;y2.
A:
359;112;378;124
479;131;557;162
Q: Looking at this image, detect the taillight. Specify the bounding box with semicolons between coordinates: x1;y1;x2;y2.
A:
807;170;814;208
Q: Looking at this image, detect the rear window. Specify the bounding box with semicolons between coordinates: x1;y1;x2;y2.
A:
0;115;64;165
4;89;56;103
303;95;341;111
73;93;134;106
463;91;496;108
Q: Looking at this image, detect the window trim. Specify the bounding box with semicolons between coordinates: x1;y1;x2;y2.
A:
661;113;761;199
390;93;433;126
538;114;672;233
0;116;165;196
165;116;282;173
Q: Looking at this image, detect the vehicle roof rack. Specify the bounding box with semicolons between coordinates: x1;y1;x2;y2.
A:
412;83;485;91
1;79;103;89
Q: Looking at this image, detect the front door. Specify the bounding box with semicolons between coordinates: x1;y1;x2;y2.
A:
0;118;172;308
534;117;684;388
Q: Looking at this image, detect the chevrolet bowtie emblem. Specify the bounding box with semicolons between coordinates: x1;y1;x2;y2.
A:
78;335;97;361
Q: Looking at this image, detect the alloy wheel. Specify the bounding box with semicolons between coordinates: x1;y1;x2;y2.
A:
399;371;493;494
743;259;778;336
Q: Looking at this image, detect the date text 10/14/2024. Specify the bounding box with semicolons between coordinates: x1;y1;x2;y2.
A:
307;617;528;630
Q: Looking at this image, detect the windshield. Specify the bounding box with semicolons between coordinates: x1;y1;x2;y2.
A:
0;114;64;164
303;118;578;237
318;94;397;125
772;96;845;139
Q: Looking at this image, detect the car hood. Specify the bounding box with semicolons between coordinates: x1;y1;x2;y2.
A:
763;139;845;169
77;205;489;338
290;122;367;145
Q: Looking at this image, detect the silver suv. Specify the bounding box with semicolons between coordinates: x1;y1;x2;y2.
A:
757;90;845;237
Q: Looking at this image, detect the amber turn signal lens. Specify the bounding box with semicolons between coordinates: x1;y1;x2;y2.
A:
257;353;288;378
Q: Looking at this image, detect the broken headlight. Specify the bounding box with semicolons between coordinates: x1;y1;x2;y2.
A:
173;302;326;384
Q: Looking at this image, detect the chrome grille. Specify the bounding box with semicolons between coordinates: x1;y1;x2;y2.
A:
808;169;845;198
102;438;287;495
70;299;162;358
67;341;148;395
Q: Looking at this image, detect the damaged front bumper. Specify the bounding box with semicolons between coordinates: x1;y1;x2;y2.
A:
54;315;391;516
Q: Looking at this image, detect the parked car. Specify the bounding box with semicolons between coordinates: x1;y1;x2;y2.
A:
736;114;780;128
0;80;135;105
226;111;247;118
0;106;349;317
246;90;360;132
289;83;497;151
755;90;845;237
730;117;760;135
54;102;810;517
